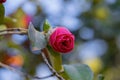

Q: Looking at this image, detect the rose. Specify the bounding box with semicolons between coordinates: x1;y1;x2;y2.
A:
49;27;75;53
0;0;6;3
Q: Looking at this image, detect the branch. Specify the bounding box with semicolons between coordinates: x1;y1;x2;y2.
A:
0;62;31;79
0;62;56;79
0;28;64;80
0;28;28;35
41;48;65;80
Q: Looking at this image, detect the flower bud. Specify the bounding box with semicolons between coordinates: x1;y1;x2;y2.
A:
49;27;75;53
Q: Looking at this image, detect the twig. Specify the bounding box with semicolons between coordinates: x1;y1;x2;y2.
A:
0;62;56;79
33;74;54;79
0;62;31;79
0;28;64;80
0;28;27;32
41;48;65;80
0;28;28;35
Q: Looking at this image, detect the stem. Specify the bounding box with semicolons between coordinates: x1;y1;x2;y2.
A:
41;48;65;80
0;28;28;35
0;28;65;79
0;62;56;79
33;74;54;79
0;62;31;79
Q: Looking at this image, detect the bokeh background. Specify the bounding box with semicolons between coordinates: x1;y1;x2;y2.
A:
0;0;120;80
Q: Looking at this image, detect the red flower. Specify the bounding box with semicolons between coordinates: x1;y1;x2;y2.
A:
0;0;6;3
49;27;75;53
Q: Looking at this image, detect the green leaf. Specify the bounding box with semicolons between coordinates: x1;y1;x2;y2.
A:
0;25;7;30
63;64;94;80
47;46;70;79
0;25;7;40
4;17;17;28
0;4;5;24
28;22;47;51
47;45;63;72
43;20;51;32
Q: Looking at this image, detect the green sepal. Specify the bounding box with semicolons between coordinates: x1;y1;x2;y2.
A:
43;20;51;33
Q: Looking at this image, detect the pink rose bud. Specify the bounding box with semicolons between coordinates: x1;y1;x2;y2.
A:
49;27;75;53
0;0;6;3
